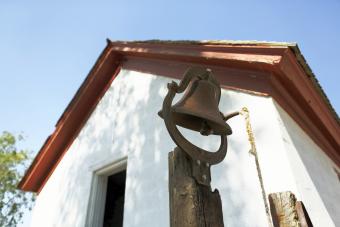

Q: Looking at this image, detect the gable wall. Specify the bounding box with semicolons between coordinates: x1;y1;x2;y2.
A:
29;69;337;227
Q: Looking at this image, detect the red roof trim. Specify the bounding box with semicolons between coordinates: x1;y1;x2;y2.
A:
19;41;340;192
19;44;122;192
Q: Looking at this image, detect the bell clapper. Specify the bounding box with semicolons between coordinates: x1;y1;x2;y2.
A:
200;121;213;136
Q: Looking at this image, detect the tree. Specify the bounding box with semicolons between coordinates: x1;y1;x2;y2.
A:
0;131;35;227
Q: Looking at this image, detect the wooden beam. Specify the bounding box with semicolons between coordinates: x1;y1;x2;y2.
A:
168;147;224;227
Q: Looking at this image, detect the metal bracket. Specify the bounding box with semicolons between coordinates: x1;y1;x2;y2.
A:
191;158;212;186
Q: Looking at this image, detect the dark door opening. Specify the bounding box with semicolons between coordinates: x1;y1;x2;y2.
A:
103;170;126;227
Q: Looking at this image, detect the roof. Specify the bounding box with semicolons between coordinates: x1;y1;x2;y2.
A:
19;40;340;192
114;40;338;121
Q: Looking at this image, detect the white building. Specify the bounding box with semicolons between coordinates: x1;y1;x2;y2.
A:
19;41;340;227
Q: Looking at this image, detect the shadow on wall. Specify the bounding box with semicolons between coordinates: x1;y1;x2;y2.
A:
44;69;268;227
51;70;171;226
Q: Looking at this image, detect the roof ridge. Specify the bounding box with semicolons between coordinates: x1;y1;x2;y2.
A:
108;39;297;47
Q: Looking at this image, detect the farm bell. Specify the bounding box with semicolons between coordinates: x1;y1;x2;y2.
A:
161;77;232;136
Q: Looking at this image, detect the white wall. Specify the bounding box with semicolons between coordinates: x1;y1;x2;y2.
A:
29;69;338;227
273;103;340;227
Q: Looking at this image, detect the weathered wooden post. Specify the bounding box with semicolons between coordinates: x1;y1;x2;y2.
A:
269;191;313;227
159;67;237;227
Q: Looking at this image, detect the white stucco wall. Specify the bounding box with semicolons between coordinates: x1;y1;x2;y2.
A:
29;69;339;227
273;103;340;227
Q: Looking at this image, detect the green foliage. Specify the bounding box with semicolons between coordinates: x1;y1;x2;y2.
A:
0;131;35;227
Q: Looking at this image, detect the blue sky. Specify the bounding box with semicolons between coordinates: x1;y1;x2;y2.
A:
0;0;339;225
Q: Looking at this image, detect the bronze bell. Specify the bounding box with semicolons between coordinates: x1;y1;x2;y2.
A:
160;74;232;136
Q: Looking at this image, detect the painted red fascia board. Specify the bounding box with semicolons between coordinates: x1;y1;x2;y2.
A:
272;50;340;165
109;41;285;70
279;50;340;141
19;41;340;192
18;44;122;192
270;74;340;166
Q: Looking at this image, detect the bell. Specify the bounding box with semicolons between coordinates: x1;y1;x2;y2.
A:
161;76;232;136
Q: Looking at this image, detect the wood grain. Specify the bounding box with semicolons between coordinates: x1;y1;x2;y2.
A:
169;147;224;227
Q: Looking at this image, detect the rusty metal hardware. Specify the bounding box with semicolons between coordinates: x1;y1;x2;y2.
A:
159;67;240;187
159;67;232;136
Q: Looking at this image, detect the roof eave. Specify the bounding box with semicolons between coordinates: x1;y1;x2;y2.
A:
19;40;340;193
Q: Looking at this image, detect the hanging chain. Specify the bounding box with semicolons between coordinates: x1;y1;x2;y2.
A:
240;107;273;227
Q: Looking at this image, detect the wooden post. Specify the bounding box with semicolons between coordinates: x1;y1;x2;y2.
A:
269;191;313;227
168;147;224;227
